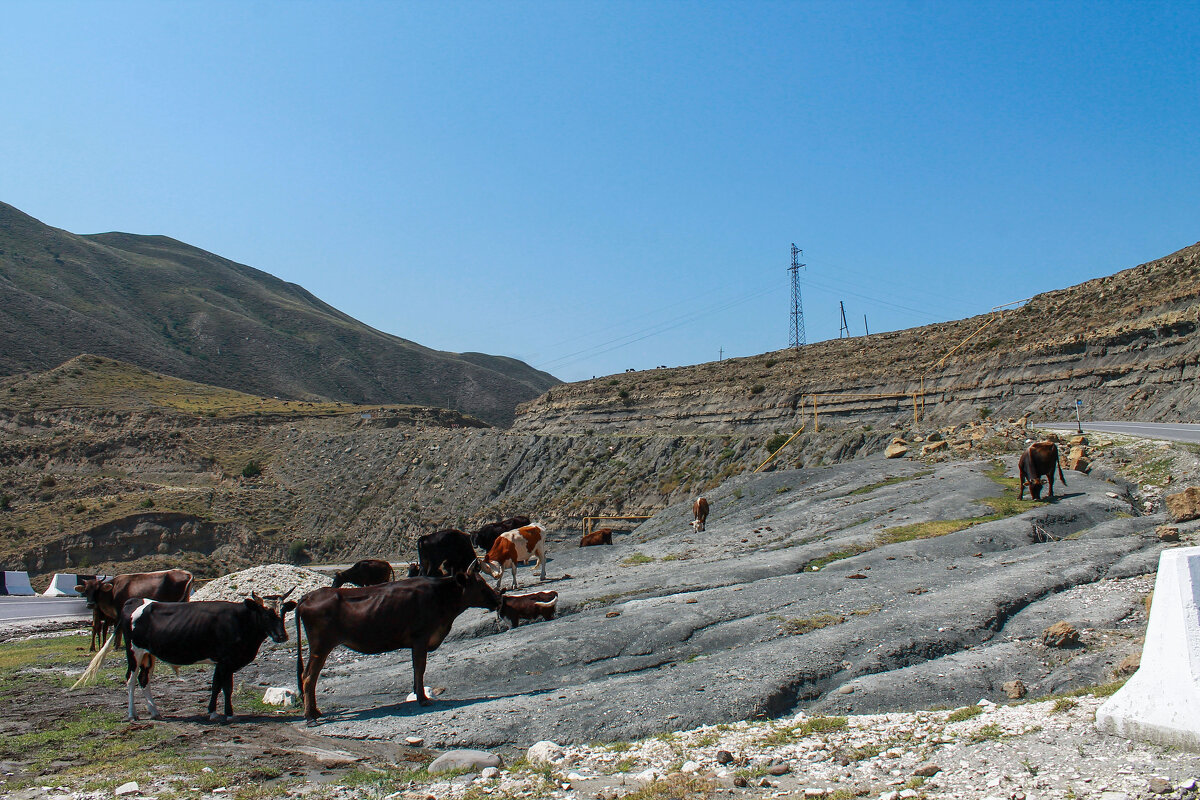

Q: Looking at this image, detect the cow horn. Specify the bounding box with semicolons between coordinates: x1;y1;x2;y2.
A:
281;585;297;601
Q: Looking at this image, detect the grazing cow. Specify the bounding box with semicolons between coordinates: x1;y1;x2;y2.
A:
471;515;532;552
74;591;297;722
483;525;546;589
1018;442;1067;501
293;563;500;722
498;590;558;628
691;497;710;532
75;569;194;649
415;529;477;577
579;527;613;547
332;559;394;588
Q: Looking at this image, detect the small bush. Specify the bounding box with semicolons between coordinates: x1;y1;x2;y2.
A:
947;705;983;722
765;433;790;453
139;498;155;509
978;406;993;420
39;475;56;488
241;461;262;478
0;494;10;512
1051;698;1078;713
764;359;777;368
750;384;765;395
288;541;308;563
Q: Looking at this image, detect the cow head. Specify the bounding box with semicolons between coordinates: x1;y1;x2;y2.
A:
331;571;348;589
690;519;705;532
406;562;420;578
457;562;501;612
247;589;297;643
1026;476;1045;501
74;578;113;610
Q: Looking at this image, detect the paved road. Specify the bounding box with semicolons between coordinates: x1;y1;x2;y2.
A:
0;596;88;625
1045;420;1200;444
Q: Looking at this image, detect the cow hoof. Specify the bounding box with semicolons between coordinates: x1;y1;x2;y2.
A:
305;718;320;727
417;697;433;706
208;712;223;722
127;715;138;722
150;712;163;721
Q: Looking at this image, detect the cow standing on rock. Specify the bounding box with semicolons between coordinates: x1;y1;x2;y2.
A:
692;497;710;532
1019;442;1067;500
293;563;500;723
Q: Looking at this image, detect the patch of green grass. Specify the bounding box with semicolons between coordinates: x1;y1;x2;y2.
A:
1051;698;1078;713
611;757;639;773
621;552;655;566
622;773;715;799
969;723;1005;743
802;543;872;571
776;613;846;636
759;715;848;745
947;705;983;722
848;471;932;496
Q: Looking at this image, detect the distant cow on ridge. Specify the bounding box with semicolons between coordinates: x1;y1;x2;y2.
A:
1018;442;1067;501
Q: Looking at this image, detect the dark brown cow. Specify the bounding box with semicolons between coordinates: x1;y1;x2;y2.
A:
293;563;501;722
579;527;613;547
471;515;532;552
415;529;477;577
498;590;558;628
691;497;710;532
75;569;194;649
1018;442;1067;501
89;608;112;652
331;559;394;588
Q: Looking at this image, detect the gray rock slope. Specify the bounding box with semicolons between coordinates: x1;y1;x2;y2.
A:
252;455;1169;748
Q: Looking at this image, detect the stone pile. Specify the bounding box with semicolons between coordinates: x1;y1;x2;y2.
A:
191;563;330;602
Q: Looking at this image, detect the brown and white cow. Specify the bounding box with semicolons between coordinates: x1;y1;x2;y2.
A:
579;527;613;547
483;525;546;589
498;590;558;628
1018;441;1067;501
75;569;194;649
691;497;710;532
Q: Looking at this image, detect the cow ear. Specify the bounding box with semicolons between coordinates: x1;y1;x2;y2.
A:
281;600;298;614
467;560;480;578
100;583;114;595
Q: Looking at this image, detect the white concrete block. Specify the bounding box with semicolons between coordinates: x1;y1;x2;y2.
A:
1096;545;1200;750
43;573;84;596
2;571;35;596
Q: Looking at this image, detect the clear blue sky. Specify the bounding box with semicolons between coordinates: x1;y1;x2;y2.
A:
3;2;1197;382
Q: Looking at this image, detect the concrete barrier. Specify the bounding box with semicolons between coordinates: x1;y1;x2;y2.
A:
42;573;103;597
0;571;36;596
1096;545;1200;750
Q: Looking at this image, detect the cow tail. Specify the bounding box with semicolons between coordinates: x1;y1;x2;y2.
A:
72;628;118;689
294;611;304;698
1057;459;1067;486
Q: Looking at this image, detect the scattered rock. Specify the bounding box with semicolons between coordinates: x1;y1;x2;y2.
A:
605;611;621;618
292;746;361;768
405;736;425;746
1157;525;1181;542
480;766;500;780
1002;680;1027;699
1165;487;1200;523
922;440;948;455
428;749;501;774
733;776;749;788
1150;777;1173;794
261;687;297;707
716;750;735;765
913;763;941;777
1041;621;1081;648
768;762;790;775
885;442;909;459
759;777;773;787
527;740;564;765
1068;445;1089;471
114;782;139;797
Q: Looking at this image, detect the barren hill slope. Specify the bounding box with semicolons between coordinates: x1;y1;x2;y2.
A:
516;242;1200;433
0;201;558;426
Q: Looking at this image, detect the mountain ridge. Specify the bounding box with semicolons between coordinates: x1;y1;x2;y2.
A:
0;201;558;426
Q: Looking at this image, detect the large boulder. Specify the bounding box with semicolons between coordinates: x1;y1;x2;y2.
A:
885;441;909;459
1042;621;1081;648
428;749;502;774
1165;488;1200;523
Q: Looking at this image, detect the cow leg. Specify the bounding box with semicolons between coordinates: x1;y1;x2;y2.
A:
1046;471;1055;498
412;647;431;705
208;664;233;722
126;670;139;721
223;668;235;720
301;652;329;723
138;655;161;720
509;562;519;590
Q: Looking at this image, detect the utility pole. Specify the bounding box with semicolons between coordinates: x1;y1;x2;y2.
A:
719;347;723;361
864;315;869;336
838;301;849;338
789;244;806;348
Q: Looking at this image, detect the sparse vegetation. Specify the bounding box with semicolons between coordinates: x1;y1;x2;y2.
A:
947;705;984;722
241;460;262;478
774;613;845;636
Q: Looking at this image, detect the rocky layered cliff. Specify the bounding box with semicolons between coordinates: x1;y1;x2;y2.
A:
514;243;1200;434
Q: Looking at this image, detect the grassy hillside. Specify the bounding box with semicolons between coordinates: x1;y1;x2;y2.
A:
0;201;558;426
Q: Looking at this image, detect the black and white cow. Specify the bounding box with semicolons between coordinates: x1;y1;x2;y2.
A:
74;591;297;722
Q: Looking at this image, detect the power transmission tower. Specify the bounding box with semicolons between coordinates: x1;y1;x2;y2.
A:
838;301;850;338
789;244;806;348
